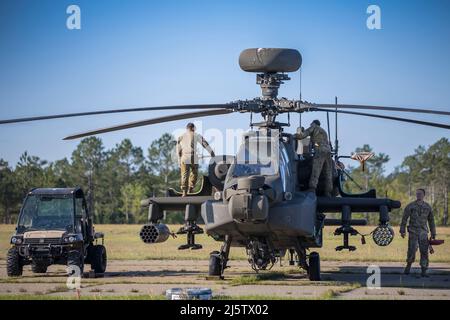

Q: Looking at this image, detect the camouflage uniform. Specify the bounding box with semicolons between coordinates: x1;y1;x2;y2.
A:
176;131;214;193
400;200;436;272
295;125;333;195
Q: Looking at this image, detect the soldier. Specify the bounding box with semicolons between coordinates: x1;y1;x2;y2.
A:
176;123;215;197
294;119;333;197
400;188;436;277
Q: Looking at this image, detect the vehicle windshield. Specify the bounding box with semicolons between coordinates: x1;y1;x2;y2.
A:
230;136;279;178
18;195;74;232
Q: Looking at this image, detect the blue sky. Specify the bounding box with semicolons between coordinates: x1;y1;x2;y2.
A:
0;0;449;173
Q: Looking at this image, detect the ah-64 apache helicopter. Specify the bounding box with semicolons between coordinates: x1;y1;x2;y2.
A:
2;48;449;280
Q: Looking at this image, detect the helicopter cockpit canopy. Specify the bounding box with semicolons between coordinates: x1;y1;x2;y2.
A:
226;131;280;180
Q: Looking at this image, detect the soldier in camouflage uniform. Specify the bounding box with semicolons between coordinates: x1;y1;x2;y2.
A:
400;188;436;277
176;123;215;197
294;120;333;197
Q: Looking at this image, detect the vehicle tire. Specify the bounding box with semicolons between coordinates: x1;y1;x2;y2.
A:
31;261;48;273
209;251;222;276
67;250;84;275
7;247;23;277
308;251;321;281
90;245;107;273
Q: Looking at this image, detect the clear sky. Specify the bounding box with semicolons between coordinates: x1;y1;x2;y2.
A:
0;0;449;172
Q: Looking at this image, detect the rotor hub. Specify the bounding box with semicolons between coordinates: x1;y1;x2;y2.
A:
256;73;290;100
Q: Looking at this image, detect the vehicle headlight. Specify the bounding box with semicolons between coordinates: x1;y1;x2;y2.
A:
11;237;22;244
64;235;79;243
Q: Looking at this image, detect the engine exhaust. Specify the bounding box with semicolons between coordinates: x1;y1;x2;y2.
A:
139;223;170;244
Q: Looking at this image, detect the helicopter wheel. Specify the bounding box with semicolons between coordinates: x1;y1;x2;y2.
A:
308;252;321;281
209;251;222;276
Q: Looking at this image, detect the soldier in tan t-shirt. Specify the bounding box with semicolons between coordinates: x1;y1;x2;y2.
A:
176;123;215;197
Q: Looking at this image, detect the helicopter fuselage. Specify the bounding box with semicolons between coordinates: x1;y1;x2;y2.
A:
201;130;321;251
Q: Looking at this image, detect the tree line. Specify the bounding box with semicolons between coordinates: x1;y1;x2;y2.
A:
0;134;179;224
0;135;448;225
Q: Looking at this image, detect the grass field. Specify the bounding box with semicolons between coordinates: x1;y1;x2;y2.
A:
1;224;449;262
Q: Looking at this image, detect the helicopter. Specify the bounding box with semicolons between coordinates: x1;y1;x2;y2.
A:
1;48;449;281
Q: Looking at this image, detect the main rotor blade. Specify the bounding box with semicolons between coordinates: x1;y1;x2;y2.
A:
312;103;450;116
63;109;233;140
0;104;233;125
313;108;450;129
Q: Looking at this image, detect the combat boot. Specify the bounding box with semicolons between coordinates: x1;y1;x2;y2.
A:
403;263;412;275
421;268;429;278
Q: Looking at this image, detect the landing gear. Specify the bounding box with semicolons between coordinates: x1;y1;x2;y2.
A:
209;251;222;276
294;242;321;281
308;252;321;281
208;235;232;277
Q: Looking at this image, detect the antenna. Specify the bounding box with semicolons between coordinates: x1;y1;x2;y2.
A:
299;69;302;128
299;68;302;101
334;96;339;159
326;111;332;149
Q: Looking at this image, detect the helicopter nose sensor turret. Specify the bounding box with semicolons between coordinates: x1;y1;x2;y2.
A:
228;175;269;222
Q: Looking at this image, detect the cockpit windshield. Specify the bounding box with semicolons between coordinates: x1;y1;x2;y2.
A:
18;195;74;232
230;135;279;178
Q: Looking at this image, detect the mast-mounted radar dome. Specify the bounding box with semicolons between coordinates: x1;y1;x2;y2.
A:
239;48;302;73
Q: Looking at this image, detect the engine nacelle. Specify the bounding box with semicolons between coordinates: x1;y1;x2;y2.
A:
208;155;234;191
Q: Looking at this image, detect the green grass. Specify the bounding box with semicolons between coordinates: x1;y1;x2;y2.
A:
1;224;449;262
229;272;287;286
320;289;338;299
46;285;70;294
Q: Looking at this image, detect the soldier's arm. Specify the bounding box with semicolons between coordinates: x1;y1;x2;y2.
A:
294;126;313;140
198;134;215;156
428;206;437;238
399;205;410;235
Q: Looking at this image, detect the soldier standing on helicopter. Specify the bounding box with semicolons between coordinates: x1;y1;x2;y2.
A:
294;119;333;197
176;122;215;197
400;188;436;277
